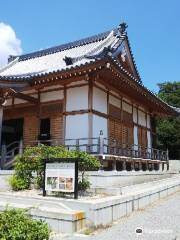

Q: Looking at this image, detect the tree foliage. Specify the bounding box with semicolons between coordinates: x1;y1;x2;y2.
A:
9;145;100;191
156;81;180;159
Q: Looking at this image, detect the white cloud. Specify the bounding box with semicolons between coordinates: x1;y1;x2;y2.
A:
0;22;22;68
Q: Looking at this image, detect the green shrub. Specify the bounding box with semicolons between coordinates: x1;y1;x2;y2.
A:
0;208;50;240
78;178;91;191
9;175;30;191
10;145;100;192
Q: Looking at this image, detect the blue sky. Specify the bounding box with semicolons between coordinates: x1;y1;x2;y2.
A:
0;0;180;92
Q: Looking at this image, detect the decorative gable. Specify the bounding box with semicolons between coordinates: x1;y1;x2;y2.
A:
113;40;140;81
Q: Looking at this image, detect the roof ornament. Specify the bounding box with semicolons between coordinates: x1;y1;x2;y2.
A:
118;22;128;34
0;89;12;106
63;56;73;66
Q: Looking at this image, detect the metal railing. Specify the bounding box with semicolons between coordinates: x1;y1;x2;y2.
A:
0;135;168;169
32;136;168;161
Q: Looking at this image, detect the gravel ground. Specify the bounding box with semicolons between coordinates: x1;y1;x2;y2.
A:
61;191;180;240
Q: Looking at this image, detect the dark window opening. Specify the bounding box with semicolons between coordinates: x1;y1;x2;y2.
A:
39;118;51;141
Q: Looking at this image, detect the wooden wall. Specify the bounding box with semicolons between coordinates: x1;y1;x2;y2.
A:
3;77;153;149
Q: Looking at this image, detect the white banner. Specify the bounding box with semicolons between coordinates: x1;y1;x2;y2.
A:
45;162;75;192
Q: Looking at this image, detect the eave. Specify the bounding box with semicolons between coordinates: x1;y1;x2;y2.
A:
105;58;177;116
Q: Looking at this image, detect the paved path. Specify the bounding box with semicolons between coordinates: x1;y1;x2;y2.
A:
63;191;180;240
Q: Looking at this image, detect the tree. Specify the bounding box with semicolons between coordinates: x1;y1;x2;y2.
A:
156;81;180;159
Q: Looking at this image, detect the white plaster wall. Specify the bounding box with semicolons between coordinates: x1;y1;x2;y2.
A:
138;110;146;127
92;115;107;138
93;87;107;114
14;98;27;104
109;95;121;108
147;130;151;150
122;101;132;113
65;114;89;139
41;90;63;102
133;107;137;123
147;114;151;128
66;86;88;111
134;126;138;149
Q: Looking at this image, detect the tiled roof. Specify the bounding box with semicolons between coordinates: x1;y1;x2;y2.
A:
0;24;141;82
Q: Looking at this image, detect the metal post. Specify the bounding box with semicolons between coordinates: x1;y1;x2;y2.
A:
99;130;104;155
1;144;6;170
166;149;169;161
131;160;135;171
162;162;164;171
19;139;24;156
76;139;80;151
113;140;117;155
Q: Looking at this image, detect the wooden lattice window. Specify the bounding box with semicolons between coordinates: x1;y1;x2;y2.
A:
109;104;121;120
122;110;133;125
109;119;122;144
138;127;147;148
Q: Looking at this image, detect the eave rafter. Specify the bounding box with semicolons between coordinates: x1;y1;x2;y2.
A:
103;60;177;116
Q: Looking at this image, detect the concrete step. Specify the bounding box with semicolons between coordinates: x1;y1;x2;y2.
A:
0;193;85;234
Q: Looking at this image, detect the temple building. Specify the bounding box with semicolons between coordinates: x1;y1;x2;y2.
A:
0;23;177;170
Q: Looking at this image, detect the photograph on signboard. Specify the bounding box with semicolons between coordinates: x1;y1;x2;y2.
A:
65;177;73;190
46;177;58;190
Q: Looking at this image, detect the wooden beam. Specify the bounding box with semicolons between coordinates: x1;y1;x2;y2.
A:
14;92;39;104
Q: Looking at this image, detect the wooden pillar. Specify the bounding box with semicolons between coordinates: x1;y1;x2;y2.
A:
122;160;126;171
63;85;67;143
88;77;93;145
151;162;154;171
139;161;142;171
0;106;3;169
0;106;3;145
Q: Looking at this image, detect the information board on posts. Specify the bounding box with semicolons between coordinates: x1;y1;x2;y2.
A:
43;158;79;199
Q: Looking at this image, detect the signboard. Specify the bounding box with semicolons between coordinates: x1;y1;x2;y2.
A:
43;158;78;199
45;163;75;192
